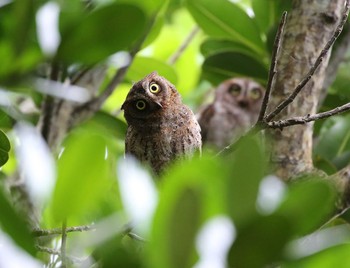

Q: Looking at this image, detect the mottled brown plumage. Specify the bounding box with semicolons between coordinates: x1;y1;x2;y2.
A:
197;78;265;149
121;72;201;175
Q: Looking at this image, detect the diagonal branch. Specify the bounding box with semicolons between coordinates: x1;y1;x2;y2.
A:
265;0;350;122
257;11;287;122
168;26;200;65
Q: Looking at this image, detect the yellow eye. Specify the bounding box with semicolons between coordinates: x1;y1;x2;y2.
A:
249;87;262;100
135;100;146;110
229;84;241;96
149;83;161;94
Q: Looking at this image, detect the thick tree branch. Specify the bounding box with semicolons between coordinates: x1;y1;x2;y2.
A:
265;0;350;122
218;0;350;158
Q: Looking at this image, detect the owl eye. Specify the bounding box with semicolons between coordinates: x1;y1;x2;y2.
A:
229;84;241;96
249;87;262;100
149;83;161;94
135;100;147;110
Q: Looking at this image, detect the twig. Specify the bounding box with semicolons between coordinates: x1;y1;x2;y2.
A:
61;220;68;268
257;12;287;122
268;101;350;128
127;232;147;242
36;245;61;255
168;26;200;65
33;225;95;237
265;0;350;122
215;124;264;156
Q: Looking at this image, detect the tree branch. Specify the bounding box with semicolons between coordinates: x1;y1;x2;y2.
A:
268;101;350;128
258;11;287;122
265;0;350;122
217;0;350;157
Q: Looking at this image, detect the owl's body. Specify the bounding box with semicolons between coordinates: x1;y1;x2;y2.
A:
122;72;201;175
198;78;264;149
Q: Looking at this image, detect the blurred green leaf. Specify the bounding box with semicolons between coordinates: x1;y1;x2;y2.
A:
228;214;292;268
0;187;36;256
202;51;268;86
252;0;275;34
313;156;337;175
0;2;42;82
127;56;178;85
92;235;142;268
148;155;226;268
284;244;350;268
0;129;10;167
200;38;258;59
91;111;127;141
56;3;147;64
186;0;265;56
226;137;265;227
51;129;113;221
277;179;336;236
314;115;350;169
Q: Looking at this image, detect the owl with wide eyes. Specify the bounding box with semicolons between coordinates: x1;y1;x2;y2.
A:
121;71;201;175
197;77;265;150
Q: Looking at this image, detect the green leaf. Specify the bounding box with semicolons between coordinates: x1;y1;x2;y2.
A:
200;38;258;59
202;51;268;85
277;179;336;236
0;130;10;167
225;137;265;227
252;0;275;34
228;214;292;268
92;234;142;268
284;244;350;268
56;3;147;64
126;56;178;85
0;187;36;256
148;155;226;268
51;129;113;221
186;0;265;56
314;115;350;168
91;111;127;141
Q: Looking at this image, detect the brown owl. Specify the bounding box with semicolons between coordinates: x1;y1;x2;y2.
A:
197;78;265;149
121;72;201;175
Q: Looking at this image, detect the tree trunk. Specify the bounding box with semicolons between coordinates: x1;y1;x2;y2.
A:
267;0;344;180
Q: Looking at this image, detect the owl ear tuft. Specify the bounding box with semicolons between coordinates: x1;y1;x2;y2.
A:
148;71;158;78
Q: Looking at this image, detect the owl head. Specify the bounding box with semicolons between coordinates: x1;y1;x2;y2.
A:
215;78;265;112
121;72;181;124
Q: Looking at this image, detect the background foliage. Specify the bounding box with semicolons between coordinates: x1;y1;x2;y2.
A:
0;0;350;267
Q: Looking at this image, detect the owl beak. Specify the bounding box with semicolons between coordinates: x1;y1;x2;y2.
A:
155;101;163;108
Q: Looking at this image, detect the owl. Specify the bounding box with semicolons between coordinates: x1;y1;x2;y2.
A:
121;72;202;175
197;78;265;149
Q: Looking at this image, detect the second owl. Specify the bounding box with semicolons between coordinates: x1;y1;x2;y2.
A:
197;78;265;149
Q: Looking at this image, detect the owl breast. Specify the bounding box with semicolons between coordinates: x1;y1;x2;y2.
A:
125;105;201;175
